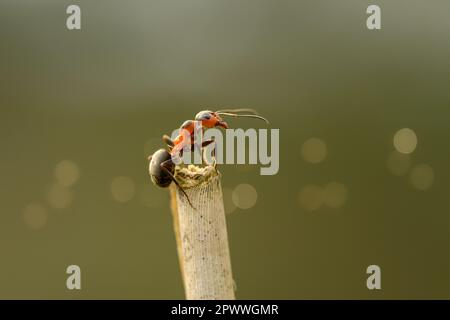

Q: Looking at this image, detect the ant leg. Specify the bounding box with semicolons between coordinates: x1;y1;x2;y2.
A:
201;139;217;171
212;142;217;172
190;139;212;164
162;134;174;147
201;139;215;147
162;135;174;152
201;139;214;165
160;160;194;209
170;143;184;162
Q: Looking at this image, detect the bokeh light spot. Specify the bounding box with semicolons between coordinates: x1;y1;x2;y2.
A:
323;182;348;208
301;138;327;164
232;184;258;210
111;176;136;203
298;185;324;211
410;164;434;190
23;203;48;230
386;151;412;176
54;160;80;187
393;128;417;154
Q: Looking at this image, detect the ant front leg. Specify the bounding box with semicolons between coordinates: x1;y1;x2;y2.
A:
201;139;217;171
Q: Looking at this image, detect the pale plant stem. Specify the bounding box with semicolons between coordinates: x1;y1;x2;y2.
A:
170;166;235;300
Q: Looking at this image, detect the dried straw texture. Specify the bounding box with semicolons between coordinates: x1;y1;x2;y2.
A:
170;165;235;300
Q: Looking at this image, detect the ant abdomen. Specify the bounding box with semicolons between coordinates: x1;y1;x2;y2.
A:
149;149;174;188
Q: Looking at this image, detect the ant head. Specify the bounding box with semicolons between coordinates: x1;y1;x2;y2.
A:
195;110;229;129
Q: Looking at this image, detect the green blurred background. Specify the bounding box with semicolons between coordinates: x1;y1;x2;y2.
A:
0;0;449;299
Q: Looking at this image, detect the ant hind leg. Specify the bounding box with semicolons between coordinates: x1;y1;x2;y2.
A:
160;160;195;209
162;135;174;152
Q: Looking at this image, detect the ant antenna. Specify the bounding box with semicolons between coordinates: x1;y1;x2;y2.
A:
216;112;269;124
215;108;260;115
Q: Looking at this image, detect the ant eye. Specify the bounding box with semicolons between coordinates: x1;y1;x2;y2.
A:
195;111;211;121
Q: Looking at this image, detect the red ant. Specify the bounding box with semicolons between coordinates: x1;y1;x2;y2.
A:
164;108;269;161
148;108;269;208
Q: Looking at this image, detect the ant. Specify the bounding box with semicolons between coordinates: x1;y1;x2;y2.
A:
148;108;269;208
166;108;269;160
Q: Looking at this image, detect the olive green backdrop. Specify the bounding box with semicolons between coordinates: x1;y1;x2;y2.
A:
0;0;449;299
